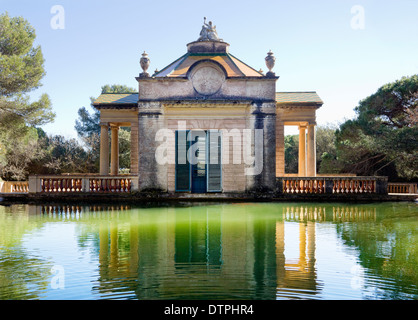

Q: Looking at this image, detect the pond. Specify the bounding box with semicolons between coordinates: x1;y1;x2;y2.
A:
0;202;417;300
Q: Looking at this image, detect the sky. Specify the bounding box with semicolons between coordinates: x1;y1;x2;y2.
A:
2;0;418;138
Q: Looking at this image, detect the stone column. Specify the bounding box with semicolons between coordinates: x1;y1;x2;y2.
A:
275;120;285;177
307;123;316;176
100;123;109;175
298;124;306;176
110;125;119;175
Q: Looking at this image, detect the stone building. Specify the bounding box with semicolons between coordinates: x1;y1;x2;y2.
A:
93;20;323;193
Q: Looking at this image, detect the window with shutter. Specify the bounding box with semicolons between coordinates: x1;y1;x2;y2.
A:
207;129;222;192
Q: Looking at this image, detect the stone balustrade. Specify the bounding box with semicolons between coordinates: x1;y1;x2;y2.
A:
388;182;417;194
277;176;388;194
28;175;138;193
4;175;391;196
0;181;29;193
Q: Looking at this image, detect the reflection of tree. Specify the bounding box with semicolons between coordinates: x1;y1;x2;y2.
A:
335;203;418;299
0;205;51;299
0;247;51;299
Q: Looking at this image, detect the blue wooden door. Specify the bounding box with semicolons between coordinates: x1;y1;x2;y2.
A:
191;131;207;193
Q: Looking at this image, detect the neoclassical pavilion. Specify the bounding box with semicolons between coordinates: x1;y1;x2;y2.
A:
93;20;323;193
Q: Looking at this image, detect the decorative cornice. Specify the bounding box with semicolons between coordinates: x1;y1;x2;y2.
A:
93;104;138;110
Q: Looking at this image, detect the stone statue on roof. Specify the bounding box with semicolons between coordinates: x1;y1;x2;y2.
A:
198;17;222;41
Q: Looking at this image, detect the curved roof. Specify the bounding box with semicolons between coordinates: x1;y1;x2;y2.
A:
153;52;263;78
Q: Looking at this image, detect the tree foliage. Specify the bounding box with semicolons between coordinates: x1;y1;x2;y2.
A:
0;12;55;180
316;124;342;174
336;74;417;180
0;12;55;131
284;134;298;173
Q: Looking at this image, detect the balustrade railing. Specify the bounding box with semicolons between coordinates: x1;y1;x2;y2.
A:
0;181;29;193
388;182;417;194
29;175;137;193
89;177;132;192
278;176;387;195
20;175;391;196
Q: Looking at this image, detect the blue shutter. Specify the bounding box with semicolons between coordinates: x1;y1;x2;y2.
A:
175;130;191;191
207;130;222;192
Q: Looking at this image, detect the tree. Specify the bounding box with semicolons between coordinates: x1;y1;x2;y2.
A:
316;124;342;174
284;135;298;173
0;12;55;132
336;75;418;180
0;127;40;180
0;12;55;180
29;132;94;174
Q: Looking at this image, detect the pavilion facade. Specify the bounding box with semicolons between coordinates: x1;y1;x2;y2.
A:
93;21;323;193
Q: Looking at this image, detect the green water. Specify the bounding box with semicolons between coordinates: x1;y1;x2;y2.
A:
0;202;417;300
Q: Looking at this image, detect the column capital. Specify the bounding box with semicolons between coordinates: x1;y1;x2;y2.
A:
100;122;109;127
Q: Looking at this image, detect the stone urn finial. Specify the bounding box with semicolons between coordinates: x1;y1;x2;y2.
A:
265;50;276;77
140;51;150;77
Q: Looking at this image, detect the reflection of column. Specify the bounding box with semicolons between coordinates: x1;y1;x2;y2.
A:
298;125;306;176
99;223;109;271
307;123;316;176
299;223;306;271
110;221;118;269
276;221;285;287
129;221;139;275
110;126;119;175
307;221;316;271
100;123;109;175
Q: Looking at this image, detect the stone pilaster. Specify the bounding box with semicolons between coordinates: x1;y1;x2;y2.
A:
246;102;276;192
137;102;167;191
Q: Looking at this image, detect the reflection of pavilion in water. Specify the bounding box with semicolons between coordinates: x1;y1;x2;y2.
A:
31;204;376;299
